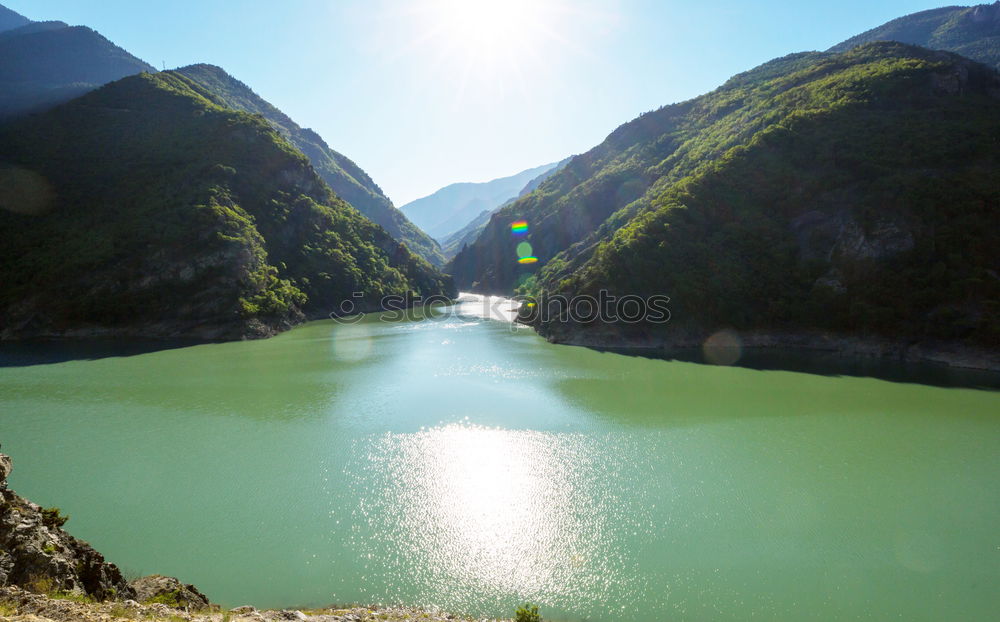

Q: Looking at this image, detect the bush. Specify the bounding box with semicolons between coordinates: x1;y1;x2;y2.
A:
515;603;541;622
40;507;68;529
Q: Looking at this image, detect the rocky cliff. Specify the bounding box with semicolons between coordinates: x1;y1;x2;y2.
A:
0;454;132;600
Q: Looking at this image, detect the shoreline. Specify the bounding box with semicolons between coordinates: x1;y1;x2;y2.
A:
0;587;509;622
533;323;1000;373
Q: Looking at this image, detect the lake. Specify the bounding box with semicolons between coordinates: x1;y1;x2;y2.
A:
1;294;998;621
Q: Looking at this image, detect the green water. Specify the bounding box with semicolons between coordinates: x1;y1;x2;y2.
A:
1;296;999;621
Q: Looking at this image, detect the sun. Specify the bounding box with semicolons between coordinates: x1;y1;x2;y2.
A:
437;0;544;49
415;0;555;65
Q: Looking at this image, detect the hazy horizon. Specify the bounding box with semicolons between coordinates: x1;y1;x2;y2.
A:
6;0;957;205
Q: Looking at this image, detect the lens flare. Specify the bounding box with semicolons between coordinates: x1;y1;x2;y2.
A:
516;242;534;258
511;220;529;235
702;329;743;366
518;257;539;264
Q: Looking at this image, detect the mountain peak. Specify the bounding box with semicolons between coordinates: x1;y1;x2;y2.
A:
970;1;1000;21
0;3;30;33
829;3;1000;69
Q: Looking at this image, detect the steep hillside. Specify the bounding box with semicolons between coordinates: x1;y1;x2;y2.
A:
830;2;1000;68
516;44;1000;352
0;72;454;340
449;51;829;293
0;3;28;32
173;64;446;267
400;161;561;240
0;10;155;119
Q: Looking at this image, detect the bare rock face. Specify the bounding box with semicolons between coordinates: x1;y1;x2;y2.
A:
0;453;134;600
129;574;210;609
0;454;11;485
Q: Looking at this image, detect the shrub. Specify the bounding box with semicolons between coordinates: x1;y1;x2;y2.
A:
143;589;182;607
515;603;541;622
40;507;68;529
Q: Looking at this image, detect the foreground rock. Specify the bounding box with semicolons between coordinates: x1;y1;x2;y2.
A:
129;575;210;609
0;586;509;622
0;455;133;600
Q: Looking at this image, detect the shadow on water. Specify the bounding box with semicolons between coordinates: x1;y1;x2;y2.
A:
593;346;1000;391
0;338;216;368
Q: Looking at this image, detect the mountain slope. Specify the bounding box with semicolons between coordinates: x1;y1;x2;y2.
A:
830;2;1000;69
513;44;1000;351
172;64;446;267
0;72;454;340
0;3;28;32
0;14;155;119
449;50;830;293
400;162;562;241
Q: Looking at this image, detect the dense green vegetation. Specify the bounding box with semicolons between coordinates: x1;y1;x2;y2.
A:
0;12;155;119
0;72;454;339
831;2;1000;69
514;604;542;622
449;51;831;293
454;43;1000;348
173;64;447;268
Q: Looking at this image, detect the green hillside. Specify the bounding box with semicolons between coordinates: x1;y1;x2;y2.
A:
173;64;446;267
0;72;454;340
448;51;830;293
830;2;1000;68
524;44;1000;348
451;43;1000;349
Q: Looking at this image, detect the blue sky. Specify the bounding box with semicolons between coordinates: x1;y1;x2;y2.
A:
7;0;950;205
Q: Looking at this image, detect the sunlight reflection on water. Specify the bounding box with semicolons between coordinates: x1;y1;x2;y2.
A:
454;293;521;323
347;423;647;615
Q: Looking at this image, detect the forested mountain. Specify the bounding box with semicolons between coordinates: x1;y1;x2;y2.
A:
0;3;155;119
0;72;454;340
174;64;446;267
452;43;1000;350
400;161;562;241
439;157;571;259
0;3;28;32
830;2;1000;68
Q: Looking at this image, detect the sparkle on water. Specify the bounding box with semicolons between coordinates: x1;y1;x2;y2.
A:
0;293;998;621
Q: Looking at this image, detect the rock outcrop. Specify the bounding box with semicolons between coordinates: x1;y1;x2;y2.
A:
0;454;134;600
128;575;210;609
0;586;507;622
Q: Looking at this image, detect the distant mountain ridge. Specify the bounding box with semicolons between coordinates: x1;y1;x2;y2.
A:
0;2;155;119
400;161;562;241
0;4;447;270
830;2;1000;68
439;157;572;259
0;3;28;32
173;64;446;267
